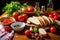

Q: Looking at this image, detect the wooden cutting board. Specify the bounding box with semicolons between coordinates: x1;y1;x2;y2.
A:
0;11;60;40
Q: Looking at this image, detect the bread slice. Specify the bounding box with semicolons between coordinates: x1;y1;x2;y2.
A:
27;17;40;25
49;18;55;24
42;17;48;26
32;16;43;26
38;16;46;26
42;16;50;25
27;18;31;23
39;28;47;36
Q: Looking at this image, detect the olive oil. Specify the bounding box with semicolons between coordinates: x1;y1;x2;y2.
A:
47;0;53;12
35;2;40;16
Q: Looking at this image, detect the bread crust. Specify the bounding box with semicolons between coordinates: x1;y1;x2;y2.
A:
42;16;51;25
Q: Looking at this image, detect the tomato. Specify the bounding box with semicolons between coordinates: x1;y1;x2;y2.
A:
13;12;20;20
22;14;28;19
58;15;60;18
25;30;31;36
58;10;60;13
58;15;60;20
52;11;57;16
49;14;53;18
18;16;25;22
27;6;34;12
18;14;28;22
54;15;59;20
50;27;57;33
22;8;28;12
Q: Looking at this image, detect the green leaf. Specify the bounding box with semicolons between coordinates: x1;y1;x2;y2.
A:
2;1;21;16
23;2;28;7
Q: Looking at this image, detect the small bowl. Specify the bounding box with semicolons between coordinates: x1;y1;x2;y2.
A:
11;22;25;32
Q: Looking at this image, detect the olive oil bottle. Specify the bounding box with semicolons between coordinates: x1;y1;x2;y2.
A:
47;0;53;12
35;2;40;16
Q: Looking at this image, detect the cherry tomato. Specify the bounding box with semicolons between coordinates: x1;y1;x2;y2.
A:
27;6;34;12
13;12;20;20
58;10;60;13
54;15;59;20
50;27;57;33
49;14;53;18
22;8;28;12
58;15;60;20
52;11;57;16
18;16;25;22
58;14;60;17
22;14;28;19
25;30;31;36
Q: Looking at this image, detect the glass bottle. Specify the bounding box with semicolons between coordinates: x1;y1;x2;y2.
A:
41;5;45;12
35;2;40;12
47;0;53;12
35;2;40;16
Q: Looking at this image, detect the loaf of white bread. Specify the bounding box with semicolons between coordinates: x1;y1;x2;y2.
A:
27;16;55;27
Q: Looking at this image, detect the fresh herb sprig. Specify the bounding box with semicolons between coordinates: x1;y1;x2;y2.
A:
2;1;28;17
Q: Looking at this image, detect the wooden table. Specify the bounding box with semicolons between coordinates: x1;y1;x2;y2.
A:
0;12;60;40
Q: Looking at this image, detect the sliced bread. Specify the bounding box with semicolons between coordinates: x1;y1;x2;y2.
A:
42;16;50;25
28;17;40;25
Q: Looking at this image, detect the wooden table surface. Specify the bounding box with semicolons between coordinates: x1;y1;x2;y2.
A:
0;11;60;40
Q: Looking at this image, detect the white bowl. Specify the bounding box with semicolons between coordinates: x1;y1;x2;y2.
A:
11;22;25;32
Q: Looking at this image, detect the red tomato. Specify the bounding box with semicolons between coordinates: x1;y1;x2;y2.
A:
58;15;60;18
22;8;28;12
25;30;31;36
52;12;57;16
54;15;59;20
13;12;20;20
18;16;25;22
49;14;54;18
27;6;34;12
58;15;60;20
22;14;28;19
18;14;28;22
50;27;57;33
58;10;60;13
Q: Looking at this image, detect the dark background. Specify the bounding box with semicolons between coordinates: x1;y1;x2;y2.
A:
0;0;60;15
